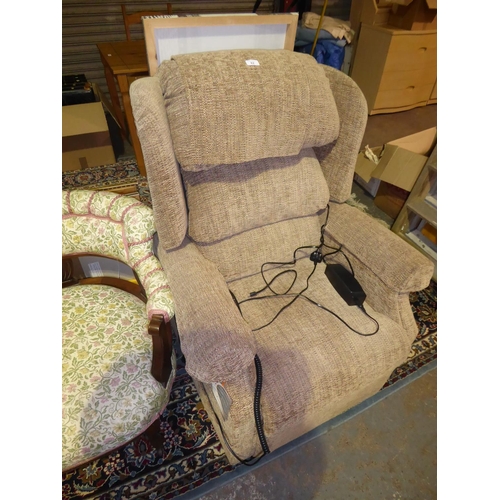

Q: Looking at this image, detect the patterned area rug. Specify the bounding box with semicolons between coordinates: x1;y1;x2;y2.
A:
62;160;152;207
62;161;437;500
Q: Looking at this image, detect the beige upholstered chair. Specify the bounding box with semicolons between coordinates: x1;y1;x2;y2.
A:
129;50;434;464
62;190;176;471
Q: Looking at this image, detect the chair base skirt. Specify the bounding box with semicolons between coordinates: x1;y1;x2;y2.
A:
194;369;392;466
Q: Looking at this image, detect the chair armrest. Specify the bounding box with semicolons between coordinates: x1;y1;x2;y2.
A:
133;252;175;322
148;314;174;385
323;203;434;293
130;235;176;322
157;239;257;384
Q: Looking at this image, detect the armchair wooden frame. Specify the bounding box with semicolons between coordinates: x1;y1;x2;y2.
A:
121;3;173;41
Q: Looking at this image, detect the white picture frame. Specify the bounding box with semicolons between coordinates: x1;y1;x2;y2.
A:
142;13;299;76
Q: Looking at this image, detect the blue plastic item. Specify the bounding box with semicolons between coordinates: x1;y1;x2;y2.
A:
295;40;345;70
295;26;347;47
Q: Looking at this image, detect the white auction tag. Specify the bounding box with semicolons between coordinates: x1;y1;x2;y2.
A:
245;59;260;66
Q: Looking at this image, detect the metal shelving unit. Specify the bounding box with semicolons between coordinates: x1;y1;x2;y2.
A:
392;144;437;280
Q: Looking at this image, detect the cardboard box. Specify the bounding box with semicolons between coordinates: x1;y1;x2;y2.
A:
351;0;394;31
353;173;381;198
354;127;436;218
373;181;409;219
388;0;437;31
62;102;116;172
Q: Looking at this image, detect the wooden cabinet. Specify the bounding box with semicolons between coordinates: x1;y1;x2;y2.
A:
350;24;437;115
428;80;437;104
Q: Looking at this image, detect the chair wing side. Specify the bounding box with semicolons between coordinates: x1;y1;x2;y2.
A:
314;65;368;204
130;77;188;250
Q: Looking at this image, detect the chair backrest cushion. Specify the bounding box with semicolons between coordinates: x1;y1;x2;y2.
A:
158;49;339;171
62;190;153;263
62;190;175;321
184;148;330;243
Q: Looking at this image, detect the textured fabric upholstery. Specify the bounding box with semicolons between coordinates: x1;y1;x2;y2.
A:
314;65;369;203
62;190;176;470
129;77;188;250
184;149;330;243
196;215;322;282
157;241;256;384
62;190;175;320
158;50;339;171
129;49;434;463
62;285;175;470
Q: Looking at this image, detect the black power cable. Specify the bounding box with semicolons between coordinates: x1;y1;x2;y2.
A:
246;261;318;332
235;204;379;335
250;245;317;298
253;355;269;455
299;295;379;336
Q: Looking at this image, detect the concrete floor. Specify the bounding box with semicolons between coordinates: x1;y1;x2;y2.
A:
361;105;437;150
197;368;437;500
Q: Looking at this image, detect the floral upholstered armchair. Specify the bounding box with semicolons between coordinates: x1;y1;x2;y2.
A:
62;190;176;471
130;49;434;464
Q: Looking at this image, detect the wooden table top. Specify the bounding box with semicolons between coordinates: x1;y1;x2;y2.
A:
97;40;148;75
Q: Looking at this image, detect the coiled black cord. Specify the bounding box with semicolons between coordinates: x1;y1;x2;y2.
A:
206;353;269;466
253;355;269;455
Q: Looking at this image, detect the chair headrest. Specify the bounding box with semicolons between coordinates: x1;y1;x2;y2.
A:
158;49;339;171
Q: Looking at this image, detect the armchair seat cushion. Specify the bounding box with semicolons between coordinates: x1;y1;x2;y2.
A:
227;259;415;449
62;284;173;471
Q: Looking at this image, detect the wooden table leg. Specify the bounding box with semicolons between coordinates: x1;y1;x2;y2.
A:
100;58;128;139
117;74;147;177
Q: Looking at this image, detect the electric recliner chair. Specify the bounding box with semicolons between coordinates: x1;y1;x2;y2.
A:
130;49;434;464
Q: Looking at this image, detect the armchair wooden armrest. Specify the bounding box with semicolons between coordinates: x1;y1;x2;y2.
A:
62;254;173;385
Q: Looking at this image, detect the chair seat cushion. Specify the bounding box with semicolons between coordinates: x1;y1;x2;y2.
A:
62;284;172;471
226;258;415;450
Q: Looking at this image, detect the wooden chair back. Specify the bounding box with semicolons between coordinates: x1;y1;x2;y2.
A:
121;3;173;41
